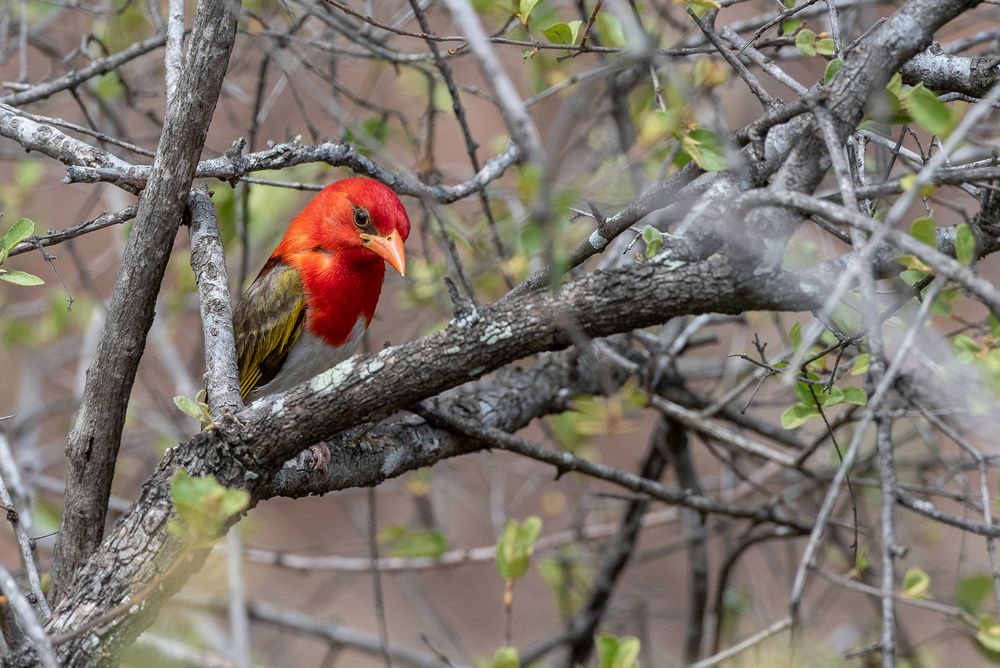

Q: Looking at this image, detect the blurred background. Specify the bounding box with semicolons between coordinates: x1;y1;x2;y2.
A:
2;0;1000;666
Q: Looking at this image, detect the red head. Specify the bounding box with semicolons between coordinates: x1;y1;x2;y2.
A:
266;177;411;346
272;176;410;276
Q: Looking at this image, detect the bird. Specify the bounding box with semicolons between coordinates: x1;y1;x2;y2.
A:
232;176;409;473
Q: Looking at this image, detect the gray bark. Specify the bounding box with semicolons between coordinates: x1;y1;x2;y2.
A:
50;0;242;602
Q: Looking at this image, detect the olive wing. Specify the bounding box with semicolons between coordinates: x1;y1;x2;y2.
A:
233;262;307;400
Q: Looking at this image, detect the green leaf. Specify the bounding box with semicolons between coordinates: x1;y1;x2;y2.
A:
893;254;933;273
596;633;640;668
903;83;956;137
788;320;802;349
169;470;250;543
541;20;581;45
491;646;519;668
841;387;868;405
815;38;836;56
381;525;448;558
496;516;542;581
682;128;727;171
988;313;1000;338
517;0;542;26
957;574;993;615
910;216;936;247
978;616;1000;654
900;173;918;193
2;218;34;252
795;29;816;56
780;403;819;429
538;550;590;617
595;13;625;47
686;0;721;9
850;353;869;376
930;288;957;317
853;545;869;574
823;59;843;83
782;18;803;35
954;334;982;354
645;238;661;259
516;163;543;205
793;380;814;406
886;72;903;100
0;269;43;286
820;385;844;407
956;223;976;266
596;635;618;668
642;225;663;258
902;567;931;599
94;72;124;102
900;269;927;286
174;394;210;423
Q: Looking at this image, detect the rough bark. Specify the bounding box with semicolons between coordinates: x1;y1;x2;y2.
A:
4;253;820;667
50;0;242;602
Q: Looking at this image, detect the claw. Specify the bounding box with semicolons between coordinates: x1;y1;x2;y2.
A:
308;442;331;479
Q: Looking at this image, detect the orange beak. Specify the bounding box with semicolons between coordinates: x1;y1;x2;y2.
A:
360;230;406;277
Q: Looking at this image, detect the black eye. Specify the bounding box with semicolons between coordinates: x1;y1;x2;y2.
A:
354;206;373;231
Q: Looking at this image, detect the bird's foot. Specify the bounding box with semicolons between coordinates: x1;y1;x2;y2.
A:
307;442;331;479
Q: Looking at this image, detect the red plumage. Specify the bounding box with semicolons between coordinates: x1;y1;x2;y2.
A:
267;177;410;347
233;177;409;401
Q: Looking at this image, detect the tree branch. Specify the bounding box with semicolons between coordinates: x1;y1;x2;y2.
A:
187;187;241;420
50;0;241;602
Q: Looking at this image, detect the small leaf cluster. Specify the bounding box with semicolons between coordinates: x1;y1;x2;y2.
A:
342;115;390;156
892;214;970;316
681;128;727;172
778;324;868;430
174;390;212;425
168;470;250;546
596;633;641;668
515;0;627;47
902;567;931;599
684;0;721;18
538;546;591;618
380;524;448;558
780;377;867;429
794;29;836;57
489;646;519;668
954;571;1000;660
883;73;960;138
485;633;639;668
0;219;44;287
641;226;662;259
541;19;581;45
549;379;645;451
949;319;1000;397
496;516;542;581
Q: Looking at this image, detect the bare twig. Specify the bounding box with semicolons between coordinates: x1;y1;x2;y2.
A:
0;434;47;619
0;566;57;668
224;528;251;668
188;187;241;420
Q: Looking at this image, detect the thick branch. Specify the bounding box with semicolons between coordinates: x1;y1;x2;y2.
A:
900;49;1000;97
729;0;980;265
11;254;825;667
50;0;241;602
233;256;817;470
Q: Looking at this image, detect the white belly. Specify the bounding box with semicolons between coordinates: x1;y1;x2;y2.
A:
247;318;366;401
